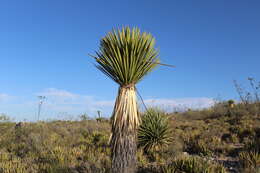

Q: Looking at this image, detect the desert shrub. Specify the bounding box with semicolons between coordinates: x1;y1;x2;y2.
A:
210;101;232;118
221;133;239;143
163;156;227;173
244;137;260;153
183;137;213;157
228;119;257;143
165;138;184;158
90;131;109;147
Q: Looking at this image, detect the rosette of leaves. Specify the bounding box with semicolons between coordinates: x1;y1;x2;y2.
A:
138;108;172;153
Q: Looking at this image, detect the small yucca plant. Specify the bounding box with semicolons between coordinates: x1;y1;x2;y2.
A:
138;108;172;153
239;151;260;172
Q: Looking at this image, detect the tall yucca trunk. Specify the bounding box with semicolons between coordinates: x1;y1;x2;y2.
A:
110;86;139;173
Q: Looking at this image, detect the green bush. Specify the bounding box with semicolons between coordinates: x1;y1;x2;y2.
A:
183;136;213;157
163;156;227;173
138;108;172;153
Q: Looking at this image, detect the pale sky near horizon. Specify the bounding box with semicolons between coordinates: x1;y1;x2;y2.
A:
0;0;260;121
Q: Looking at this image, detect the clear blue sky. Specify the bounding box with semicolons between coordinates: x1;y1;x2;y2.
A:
0;0;260;121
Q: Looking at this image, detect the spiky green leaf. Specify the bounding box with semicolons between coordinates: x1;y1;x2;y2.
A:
92;27;160;86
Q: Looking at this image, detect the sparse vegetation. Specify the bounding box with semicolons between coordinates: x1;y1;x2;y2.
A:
162;156;227;173
0;99;259;172
0;79;259;172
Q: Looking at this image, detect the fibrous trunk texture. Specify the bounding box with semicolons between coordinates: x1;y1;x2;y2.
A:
110;86;139;173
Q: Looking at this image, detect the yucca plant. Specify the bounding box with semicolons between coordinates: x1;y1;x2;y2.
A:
239;151;260;172
92;27;160;173
138;108;172;161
